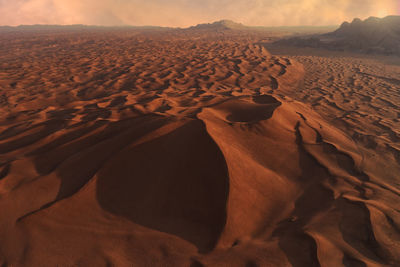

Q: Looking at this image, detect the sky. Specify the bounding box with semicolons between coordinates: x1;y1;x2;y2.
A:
0;0;398;27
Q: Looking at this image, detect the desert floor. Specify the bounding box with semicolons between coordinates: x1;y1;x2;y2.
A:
0;29;399;266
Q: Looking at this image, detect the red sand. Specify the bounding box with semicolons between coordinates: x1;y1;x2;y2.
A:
0;28;399;266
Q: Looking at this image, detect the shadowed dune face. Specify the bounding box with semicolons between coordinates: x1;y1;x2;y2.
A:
206;97;281;123
0;28;399;266
96;119;230;253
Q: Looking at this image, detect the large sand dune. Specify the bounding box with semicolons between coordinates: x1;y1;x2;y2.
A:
0;27;399;266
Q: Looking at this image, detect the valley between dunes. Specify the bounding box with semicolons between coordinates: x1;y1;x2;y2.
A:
0;29;399;266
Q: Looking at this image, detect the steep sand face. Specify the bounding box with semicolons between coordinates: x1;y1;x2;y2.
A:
0;29;399;266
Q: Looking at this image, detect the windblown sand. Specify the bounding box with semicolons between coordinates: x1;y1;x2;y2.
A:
0;29;399;266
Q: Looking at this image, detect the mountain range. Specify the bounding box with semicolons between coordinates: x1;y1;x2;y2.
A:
276;16;400;55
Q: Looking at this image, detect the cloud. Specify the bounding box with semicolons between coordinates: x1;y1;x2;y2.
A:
0;0;398;27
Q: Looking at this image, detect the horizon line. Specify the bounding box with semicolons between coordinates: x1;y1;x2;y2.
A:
0;15;397;29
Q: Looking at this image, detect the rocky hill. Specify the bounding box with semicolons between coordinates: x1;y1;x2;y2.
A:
188;20;248;31
276;16;400;55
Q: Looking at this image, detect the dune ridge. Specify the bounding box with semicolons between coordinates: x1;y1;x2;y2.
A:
0;29;399;266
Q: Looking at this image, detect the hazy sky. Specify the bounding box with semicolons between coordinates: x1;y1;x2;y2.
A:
0;0;399;27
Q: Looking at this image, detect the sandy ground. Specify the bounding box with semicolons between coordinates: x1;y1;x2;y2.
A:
0;29;399;266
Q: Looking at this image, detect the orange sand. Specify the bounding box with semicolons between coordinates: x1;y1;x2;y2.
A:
0;28;399;266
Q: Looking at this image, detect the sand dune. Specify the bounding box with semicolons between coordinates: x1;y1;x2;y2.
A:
0;27;399;266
